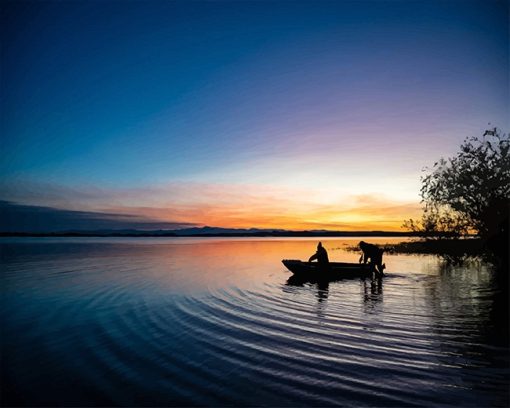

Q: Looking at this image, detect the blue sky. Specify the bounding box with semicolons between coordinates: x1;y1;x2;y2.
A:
1;0;508;230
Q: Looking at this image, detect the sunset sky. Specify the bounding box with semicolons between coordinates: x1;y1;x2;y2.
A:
1;0;508;231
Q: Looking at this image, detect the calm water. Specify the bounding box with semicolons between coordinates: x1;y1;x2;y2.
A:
1;237;509;406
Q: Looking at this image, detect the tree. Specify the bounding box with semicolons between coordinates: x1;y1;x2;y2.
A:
404;127;510;241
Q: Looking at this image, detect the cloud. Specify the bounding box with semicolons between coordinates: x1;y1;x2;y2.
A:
0;180;422;231
0;201;197;232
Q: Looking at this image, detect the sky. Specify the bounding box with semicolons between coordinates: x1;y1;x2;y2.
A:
1;0;508;231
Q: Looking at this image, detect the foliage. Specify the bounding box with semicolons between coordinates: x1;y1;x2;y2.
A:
404;127;510;239
402;207;470;238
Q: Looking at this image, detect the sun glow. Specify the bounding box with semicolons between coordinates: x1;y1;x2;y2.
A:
112;191;422;231
2;180;423;231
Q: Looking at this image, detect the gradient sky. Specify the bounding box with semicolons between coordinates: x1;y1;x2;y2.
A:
1;0;508;231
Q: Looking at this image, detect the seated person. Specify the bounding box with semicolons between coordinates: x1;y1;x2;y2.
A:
309;242;329;265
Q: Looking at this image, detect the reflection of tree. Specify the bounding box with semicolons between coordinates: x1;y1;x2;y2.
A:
423;262;509;406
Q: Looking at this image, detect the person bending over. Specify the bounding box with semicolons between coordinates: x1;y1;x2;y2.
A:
359;241;385;275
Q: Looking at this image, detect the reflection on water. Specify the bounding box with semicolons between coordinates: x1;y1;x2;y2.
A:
362;276;383;309
1;237;508;406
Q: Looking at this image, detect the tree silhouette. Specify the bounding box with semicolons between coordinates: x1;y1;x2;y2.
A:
404;128;509;245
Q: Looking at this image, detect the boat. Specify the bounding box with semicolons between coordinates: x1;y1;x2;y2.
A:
282;259;374;280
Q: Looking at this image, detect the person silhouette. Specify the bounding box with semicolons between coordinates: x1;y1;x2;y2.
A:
358;241;385;275
308;242;329;266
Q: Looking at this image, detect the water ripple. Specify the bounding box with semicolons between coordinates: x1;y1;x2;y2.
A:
1;239;508;406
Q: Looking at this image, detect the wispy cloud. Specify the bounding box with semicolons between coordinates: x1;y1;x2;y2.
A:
0;180;421;231
0;201;197;232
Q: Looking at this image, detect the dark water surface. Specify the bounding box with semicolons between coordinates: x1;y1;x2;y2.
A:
1;237;508;406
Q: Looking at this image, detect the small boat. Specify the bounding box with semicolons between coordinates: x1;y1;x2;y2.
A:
282;259;374;280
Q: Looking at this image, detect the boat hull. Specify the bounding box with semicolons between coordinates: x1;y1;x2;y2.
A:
282;259;373;280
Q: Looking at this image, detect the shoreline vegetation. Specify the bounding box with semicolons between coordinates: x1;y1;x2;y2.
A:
353;238;485;257
350;238;508;270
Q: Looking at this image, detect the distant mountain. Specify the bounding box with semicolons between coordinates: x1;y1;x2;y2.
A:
172;226;286;235
1;225;420;237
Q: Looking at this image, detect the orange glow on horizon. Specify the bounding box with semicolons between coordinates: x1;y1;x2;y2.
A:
102;193;422;231
7;181;423;232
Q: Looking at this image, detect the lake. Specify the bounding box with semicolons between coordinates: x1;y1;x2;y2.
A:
1;237;508;406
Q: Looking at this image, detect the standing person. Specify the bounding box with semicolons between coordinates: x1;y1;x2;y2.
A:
359;241;385;275
309;242;329;267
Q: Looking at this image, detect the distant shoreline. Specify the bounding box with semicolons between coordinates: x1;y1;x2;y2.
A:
2;233;500;264
0;231;422;238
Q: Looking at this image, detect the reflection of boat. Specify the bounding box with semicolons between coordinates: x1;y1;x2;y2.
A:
282;259;373;280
